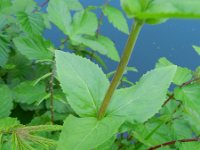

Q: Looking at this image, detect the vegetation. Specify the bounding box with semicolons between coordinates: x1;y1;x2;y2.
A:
0;0;200;149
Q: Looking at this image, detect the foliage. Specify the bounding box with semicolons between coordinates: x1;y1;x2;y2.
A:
0;0;200;149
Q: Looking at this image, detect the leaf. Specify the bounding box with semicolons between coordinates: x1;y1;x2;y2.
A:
0;0;12;13
103;5;129;34
0;15;8;30
107;66;177;123
13;81;48;104
96;35;120;62
156;57;192;85
55;51;109;117
64;0;83;11
95;136;116;150
0;85;13;118
72;35;120;61
174;84;200;133
16;12;45;35
174;84;200;112
121;0;200;20
47;0;72;35
132;120;173;146
192;45;200;56
57;115;124;150
0;118;20;131
13;36;53;61
11;0;36;13
72;10;98;36
177;142;200;150
0;35;10;67
72;36;107;55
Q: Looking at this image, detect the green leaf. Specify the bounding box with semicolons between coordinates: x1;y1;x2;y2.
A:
0;15;8;30
177;142;200;150
57;115;124;150
121;0;200;20
0;117;20;131
96;35;120;62
156;57;192;85
174;84;200;133
16;12;45;35
11;0;36;13
0;85;13;118
55;51;109;117
72;36;106;55
174;84;200;112
47;0;72;35
192;45;200;56
120;0;142;18
72;35;120;61
72;10;98;36
132;120;172;146
13;81;48;104
64;0;83;11
0;35;10;67
13;36;53;61
0;0;12;13
107;66;177;123
95;136;116;150
103;5;129;34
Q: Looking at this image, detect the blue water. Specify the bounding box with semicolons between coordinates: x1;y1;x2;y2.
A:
36;0;200;82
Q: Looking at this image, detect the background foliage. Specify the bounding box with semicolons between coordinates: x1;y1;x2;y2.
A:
0;0;200;149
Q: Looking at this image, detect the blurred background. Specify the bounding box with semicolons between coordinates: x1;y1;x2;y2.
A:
36;0;200;82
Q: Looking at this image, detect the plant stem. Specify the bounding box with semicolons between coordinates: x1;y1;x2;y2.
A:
148;137;200;150
96;0;109;37
49;60;56;124
97;20;144;119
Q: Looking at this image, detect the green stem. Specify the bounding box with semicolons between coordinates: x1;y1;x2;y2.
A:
97;20;144;119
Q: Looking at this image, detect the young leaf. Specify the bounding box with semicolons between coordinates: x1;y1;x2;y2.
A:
107;66;177;123
156;57;192;85
57;115;124;150
16;12;45;35
72;10;98;36
103;5;129;34
121;0;200;24
0;85;13;118
13;36;53;61
192;45;200;56
55;51;109;117
13;81;48;104
47;0;72;35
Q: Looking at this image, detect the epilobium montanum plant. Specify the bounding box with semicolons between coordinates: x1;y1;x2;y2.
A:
0;0;200;149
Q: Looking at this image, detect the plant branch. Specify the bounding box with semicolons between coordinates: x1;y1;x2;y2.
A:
162;94;174;107
40;0;49;8
90;0;109;61
180;77;200;88
148;137;200;150
49;59;56;124
97;20;144;119
96;0;109;37
162;77;200;107
33;0;49;13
